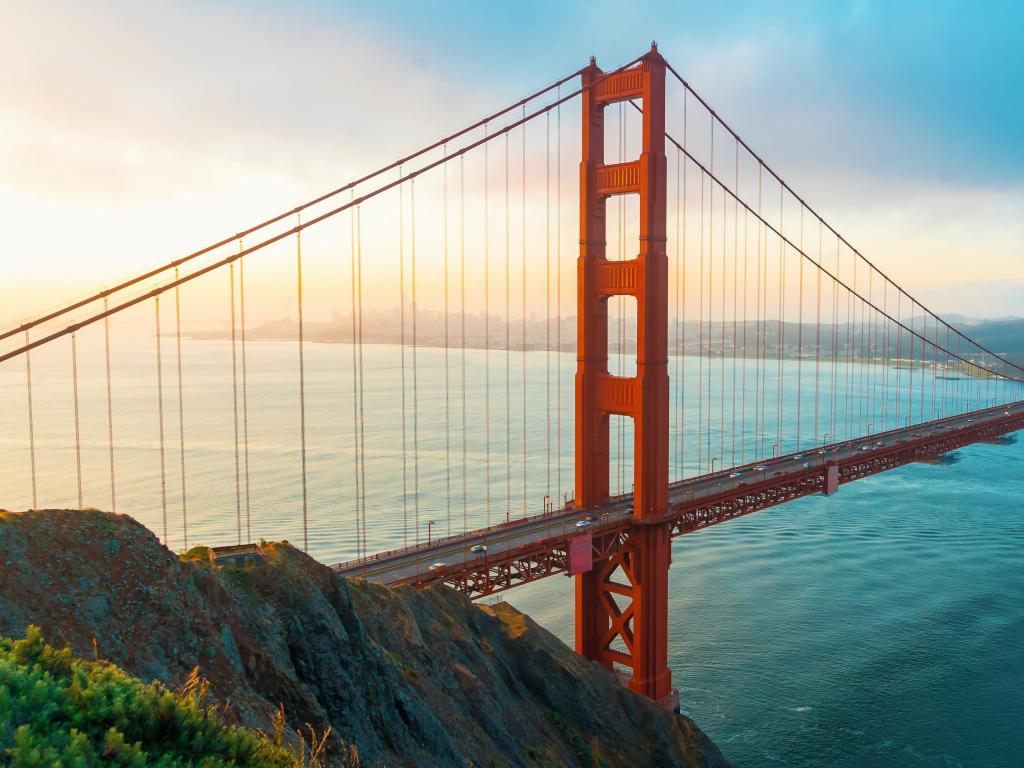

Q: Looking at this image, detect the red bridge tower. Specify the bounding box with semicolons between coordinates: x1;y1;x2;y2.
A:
575;45;675;707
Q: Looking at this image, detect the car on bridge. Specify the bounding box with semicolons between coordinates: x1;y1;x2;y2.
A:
754;465;768;472
430;562;447;572
470;544;487;553
729;471;743;478
575;517;597;530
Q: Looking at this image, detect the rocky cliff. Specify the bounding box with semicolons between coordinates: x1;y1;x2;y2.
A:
0;509;731;768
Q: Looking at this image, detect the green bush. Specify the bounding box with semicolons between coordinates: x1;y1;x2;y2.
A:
0;626;307;766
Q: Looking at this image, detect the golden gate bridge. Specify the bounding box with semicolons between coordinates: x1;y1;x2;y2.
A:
2;44;1022;708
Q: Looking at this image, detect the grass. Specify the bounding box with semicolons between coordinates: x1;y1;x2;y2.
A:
0;626;336;767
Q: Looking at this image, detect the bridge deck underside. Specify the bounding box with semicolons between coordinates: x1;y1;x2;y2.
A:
333;402;1024;599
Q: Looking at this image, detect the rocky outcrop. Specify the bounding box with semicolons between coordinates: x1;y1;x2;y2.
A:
0;509;731;768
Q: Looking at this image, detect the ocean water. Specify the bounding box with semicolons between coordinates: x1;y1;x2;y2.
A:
1;337;1022;766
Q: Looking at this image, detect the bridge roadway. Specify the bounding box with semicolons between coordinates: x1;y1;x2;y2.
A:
333;400;1024;597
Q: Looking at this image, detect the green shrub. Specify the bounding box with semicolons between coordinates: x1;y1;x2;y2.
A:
0;626;318;766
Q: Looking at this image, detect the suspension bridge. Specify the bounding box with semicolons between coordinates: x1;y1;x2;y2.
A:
2;44;1022;709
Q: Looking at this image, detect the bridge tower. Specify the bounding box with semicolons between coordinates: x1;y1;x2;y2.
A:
575;45;675;706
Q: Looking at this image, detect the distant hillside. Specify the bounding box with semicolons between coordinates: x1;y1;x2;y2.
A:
0;509;731;768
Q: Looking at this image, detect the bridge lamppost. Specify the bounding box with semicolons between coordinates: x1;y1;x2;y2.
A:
710;457;718;475
426;519;436;545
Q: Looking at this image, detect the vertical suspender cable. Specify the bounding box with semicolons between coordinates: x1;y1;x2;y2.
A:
411;180;420;539
831;236;839;443
675;148;683;478
815;220;822;446
357;207;368;556
174;268;188;548
461;156;468;530
720;150;726;466
796;207;804;451
707;120;714;471
296;214;309;552
485;129;492;527
731;142;739;467
24;331;37;509
350;199;363;554
698;170;705;471
556;97;562;503
103;298;116;513
521;110;527;516
71;333;83;509
741;207;749;463
399;171;409;546
504;133;511;520
444;146;452;535
546;112;552;502
895;291;902;427
230;260;241;544
754;168;763;459
239;252;252;542
681;94;688;477
776;187;784;455
155;299;168;543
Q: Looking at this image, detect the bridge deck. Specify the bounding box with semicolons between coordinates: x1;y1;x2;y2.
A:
334;401;1024;597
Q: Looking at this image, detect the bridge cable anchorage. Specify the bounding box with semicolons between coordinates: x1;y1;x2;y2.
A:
154;298;168;544
71;333;83;509
0;65;600;347
444;144;452;537
522;107;528;519
357;205;368;557
663;61;1024;381
460;154;468;531
24;331;37;509
174;267;187;550
398;170;408;548
103;296;116;514
296;213;309;553
230;256;241;545
239;250;252;543
411;180;420;543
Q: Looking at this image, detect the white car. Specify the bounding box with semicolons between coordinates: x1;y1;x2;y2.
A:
429;562;447;571
754;465;768;472
575;518;596;530
729;471;743;479
470;544;487;554
793;454;805;460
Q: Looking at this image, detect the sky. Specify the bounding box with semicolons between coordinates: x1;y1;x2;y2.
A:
2;0;1023;327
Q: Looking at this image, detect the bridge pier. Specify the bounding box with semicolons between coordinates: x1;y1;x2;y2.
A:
574;44;675;706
